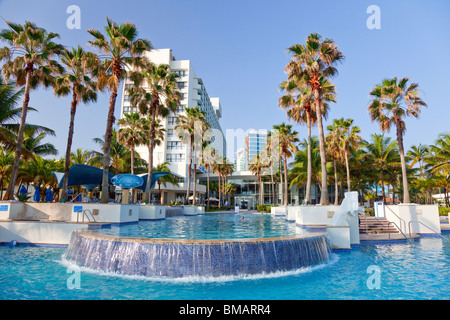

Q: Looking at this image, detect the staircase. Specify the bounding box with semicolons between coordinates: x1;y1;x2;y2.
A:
359;216;400;235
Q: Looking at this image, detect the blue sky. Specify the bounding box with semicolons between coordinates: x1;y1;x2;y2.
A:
0;0;449;161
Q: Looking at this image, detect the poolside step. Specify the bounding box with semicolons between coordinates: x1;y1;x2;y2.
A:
359;217;400;234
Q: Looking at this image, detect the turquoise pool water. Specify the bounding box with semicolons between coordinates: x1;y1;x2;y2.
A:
0;229;448;299
98;213;303;239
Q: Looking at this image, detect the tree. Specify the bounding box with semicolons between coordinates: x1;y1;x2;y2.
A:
368;77;427;203
153;161;178;204
54;46;98;201
273;123;299;205
363;134;400;203
249;153;266;207
175;107;208;205
127;62;181;202
285;33;344;204
117;112;146;175
280;75;333;204
326;118;361;192
88;17;151;203
0;20;64;199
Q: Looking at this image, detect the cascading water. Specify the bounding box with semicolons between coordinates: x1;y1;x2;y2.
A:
65;229;332;278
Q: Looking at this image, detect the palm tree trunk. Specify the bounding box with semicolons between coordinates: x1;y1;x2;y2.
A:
279;157;283;206
270;162;275;205
130;145;135;202
192;163;197;206
100;88;118;203
6;68;32;200
61;89;79;202
334;160;339;205
206;166;210;210
396;123;410;203
344;151;351;192
314;91;329;205
306;113;312;205
380;170;386;203
185;136;192;205
283;154;288;206
218;173;221;207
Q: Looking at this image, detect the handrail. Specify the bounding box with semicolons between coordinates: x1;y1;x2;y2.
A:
389;220;413;246
384;205;408;234
408;220;450;243
76;209;96;223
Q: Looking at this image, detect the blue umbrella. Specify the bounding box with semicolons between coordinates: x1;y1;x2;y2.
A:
33;185;40;202
44;188;53;202
19;185;27;195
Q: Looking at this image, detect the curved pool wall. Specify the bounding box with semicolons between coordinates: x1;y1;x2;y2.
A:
66;230;331;278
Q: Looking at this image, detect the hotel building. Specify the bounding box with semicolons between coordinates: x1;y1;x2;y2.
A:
120;49;226;204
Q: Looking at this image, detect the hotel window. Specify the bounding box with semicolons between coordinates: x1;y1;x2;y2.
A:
167;129;174;137
167;141;182;150
168;117;178;125
177;82;186;89
173;70;187;77
166;154;185;163
176;105;186;113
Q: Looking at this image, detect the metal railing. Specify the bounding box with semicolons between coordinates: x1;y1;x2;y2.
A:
408;220;450;243
384;205;408;234
76;209;96;223
388;220;413;246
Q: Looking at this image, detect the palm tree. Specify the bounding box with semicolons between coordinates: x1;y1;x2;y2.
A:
285;33;344;205
70;148;91;165
21;130;58;160
0;146;13;199
87;17;151;203
279;76;334;204
249;153;263;207
175;107;208;205
127;62;181;202
0;20;64;199
117;112;146;175
407;144;429;179
273;123;299;205
200;140;217;210
427;133;450;174
364;134;400;202
53;46;98;201
368;77;427;203
326;118;361;192
153;161;178;204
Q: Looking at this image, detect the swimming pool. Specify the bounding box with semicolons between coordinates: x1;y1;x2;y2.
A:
98;213;304;239
0;224;448;299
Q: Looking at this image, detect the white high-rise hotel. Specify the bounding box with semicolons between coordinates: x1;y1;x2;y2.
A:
120;49;226;203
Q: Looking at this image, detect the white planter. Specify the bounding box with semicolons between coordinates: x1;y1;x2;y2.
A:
139;205;166;220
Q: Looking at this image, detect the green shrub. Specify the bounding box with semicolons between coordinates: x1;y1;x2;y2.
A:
438;207;450;216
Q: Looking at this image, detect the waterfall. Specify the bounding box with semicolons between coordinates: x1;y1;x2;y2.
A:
66;230;332;278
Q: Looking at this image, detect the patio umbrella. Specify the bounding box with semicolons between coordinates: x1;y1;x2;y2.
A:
19;185;27;195
44;188;53;202
33;185;40;202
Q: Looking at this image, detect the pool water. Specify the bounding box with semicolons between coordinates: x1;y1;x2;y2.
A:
0;234;448;300
98;213;303;239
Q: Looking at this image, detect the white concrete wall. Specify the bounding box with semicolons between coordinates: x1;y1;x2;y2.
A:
270;206;287;216
0;221;88;245
70;203;139;224
1;202;73;221
287;206;299;222
385;204;441;235
139;205;166;220
296;205;340;225
326;226;351;250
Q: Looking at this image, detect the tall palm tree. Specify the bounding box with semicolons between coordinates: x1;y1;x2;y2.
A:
175;107;208;205
0;20;64;199
200;140;217;210
326;118;361;191
117;112;146;175
70;148;91;165
88;17;151;203
285;33;344;205
368;77;427;203
273;123;299;206
127;62;181;202
279;76;333;204
54;46;98;201
249;153;266;207
153;161;178;204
